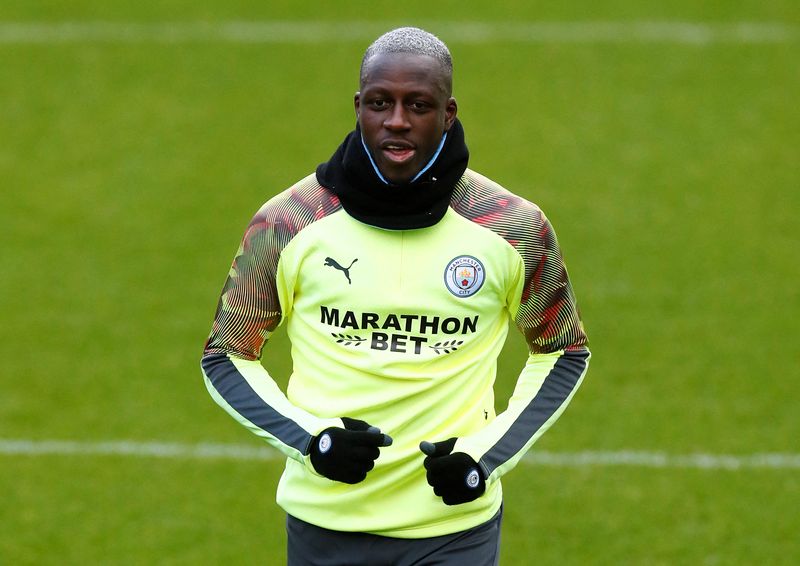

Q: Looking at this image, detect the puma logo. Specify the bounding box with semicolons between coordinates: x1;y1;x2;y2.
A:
324;257;358;285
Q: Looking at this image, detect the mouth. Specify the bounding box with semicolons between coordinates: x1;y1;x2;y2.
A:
381;141;416;164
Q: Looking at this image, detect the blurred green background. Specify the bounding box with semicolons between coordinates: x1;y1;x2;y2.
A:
1;1;798;564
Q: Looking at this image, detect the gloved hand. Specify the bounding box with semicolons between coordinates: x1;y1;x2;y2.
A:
310;417;392;484
420;438;486;505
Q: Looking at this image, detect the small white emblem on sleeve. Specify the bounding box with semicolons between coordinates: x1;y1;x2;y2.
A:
444;255;485;298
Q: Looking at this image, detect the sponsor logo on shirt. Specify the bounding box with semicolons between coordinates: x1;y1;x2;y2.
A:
444;255;485;298
320;306;479;356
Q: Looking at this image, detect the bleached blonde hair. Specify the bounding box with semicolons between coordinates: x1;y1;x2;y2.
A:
360;27;453;93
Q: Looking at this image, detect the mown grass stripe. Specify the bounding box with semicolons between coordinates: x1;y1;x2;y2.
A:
1;439;798;470
0;21;797;44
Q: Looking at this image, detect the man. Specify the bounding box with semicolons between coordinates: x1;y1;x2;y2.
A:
202;27;589;565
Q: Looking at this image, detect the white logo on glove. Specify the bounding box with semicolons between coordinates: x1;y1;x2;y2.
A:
466;469;481;489
319;433;332;454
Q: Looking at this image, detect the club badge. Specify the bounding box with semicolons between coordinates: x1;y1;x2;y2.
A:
444;255;485;298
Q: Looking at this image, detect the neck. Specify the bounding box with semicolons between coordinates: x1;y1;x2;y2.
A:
316;118;469;230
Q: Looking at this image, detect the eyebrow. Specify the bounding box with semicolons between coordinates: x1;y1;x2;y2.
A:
361;83;443;97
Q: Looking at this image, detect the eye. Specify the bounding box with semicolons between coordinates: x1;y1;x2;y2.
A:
410;101;430;112
370;99;388;109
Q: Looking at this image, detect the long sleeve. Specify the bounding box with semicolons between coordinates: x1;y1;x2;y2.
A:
201;183;343;462
454;211;590;484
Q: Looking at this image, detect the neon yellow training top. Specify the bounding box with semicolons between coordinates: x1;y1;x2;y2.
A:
202;169;589;538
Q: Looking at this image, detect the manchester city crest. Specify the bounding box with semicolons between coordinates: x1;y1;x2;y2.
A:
444;255;485;297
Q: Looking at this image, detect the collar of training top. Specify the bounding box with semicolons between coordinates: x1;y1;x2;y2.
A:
316;119;469;230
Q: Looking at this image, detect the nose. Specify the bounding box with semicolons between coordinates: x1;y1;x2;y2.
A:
383;105;410;131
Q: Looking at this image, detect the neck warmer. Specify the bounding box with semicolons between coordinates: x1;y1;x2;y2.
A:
316;118;469;230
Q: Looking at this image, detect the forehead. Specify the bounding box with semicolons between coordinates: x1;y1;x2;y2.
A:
360;53;448;95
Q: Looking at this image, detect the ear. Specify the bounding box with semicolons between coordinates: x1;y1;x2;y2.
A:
354;92;361;118
444;97;458;131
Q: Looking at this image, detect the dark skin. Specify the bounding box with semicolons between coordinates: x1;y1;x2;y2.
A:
355;53;458;184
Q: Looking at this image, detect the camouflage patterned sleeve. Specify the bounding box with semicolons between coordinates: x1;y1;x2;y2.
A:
450;171;589;485
204;178;341;359
200;179;344;461
513;211;588;354
203;208;283;360
449;171;587;354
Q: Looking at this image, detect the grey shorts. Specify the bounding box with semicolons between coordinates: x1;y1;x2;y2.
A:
286;506;502;566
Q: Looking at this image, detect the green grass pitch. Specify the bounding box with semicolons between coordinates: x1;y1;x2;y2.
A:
1;1;798;564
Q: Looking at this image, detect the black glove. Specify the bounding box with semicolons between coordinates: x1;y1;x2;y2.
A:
420;438;486;505
310;417;392;484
